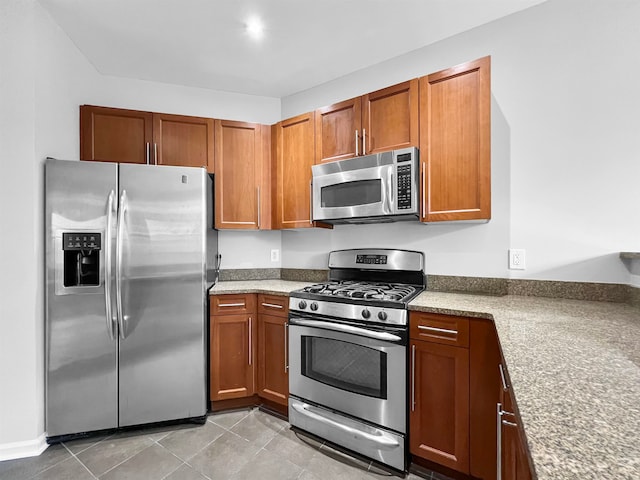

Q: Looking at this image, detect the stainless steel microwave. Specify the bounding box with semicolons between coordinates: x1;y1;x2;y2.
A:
312;147;419;224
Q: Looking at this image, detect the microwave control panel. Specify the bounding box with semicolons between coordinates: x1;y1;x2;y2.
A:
396;162;413;210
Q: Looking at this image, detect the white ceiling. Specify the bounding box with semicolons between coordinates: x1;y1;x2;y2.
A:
38;0;547;98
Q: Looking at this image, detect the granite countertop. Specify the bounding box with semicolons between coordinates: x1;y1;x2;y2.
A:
211;281;640;479
209;279;314;296
410;292;640;480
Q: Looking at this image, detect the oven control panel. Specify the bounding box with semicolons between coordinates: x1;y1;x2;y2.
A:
289;297;407;326
356;254;387;265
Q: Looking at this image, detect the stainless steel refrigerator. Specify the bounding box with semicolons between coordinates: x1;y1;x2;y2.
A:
45;158;218;439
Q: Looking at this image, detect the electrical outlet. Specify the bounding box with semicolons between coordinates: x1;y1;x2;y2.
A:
270;249;280;262
509;249;526;270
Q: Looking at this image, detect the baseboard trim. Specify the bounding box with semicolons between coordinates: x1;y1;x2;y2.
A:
0;433;48;461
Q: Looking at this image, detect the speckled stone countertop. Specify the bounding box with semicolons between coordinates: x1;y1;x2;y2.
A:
209;280;314;296
210;282;640;479
411;292;640;480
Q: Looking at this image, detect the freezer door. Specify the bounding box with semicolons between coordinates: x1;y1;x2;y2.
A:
45;159;118;437
117;164;207;426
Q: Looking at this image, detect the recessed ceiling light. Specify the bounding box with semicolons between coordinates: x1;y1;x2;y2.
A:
245;16;264;40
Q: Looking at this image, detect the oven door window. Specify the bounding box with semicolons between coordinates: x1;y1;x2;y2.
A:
301;336;387;399
320;179;382;208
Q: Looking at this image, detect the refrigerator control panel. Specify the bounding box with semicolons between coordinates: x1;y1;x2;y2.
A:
62;232;102;251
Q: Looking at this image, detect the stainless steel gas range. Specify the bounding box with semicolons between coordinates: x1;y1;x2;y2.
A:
288;249;425;471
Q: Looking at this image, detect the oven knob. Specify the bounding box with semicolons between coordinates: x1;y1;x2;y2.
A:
310;302;319;311
298;300;307;309
378;311;388;321
361;309;371;319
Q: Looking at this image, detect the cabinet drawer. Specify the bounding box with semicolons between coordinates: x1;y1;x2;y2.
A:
257;294;289;317
410;312;469;347
211;294;256;315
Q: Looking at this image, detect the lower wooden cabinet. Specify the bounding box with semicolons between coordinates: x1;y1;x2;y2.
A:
209;312;256;401
499;366;534;480
256;294;289;406
410;334;470;473
411;313;534;480
210;294;289;407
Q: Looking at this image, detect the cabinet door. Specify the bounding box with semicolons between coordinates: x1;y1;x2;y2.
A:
152;113;214;172
410;340;470;474
210;314;255;401
273;113;316;228
362;79;418;155
420;56;491;222
80;105;152;164
257;313;288;406
469;320;501;480
214;120;268;229
500;385;533;480
315;97;362;164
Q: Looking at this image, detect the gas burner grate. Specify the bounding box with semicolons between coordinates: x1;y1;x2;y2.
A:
301;281;418;303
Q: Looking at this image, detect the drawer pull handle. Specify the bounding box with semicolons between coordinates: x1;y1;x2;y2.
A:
417;325;458;335
261;302;284;309
502;419;517;427
218;302;246;308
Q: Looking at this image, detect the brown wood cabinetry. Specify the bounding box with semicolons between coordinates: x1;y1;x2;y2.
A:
272;112;315;228
419;56;491;222
410;312;470;474
409;312;531;480
315;79;418;164
256;294;289;406
210;293;290;409
209;294;257;401
152;113;214;170
499;364;534;480
80;105;214;171
80;106;152;165
469;319;502;480
214;120;271;230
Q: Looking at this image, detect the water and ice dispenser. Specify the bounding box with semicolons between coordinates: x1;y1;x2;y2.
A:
62;232;101;287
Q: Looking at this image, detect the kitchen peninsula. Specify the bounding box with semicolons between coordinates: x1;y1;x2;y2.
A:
210;281;640;480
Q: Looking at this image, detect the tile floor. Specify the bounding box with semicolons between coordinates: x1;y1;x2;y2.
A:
0;408;450;480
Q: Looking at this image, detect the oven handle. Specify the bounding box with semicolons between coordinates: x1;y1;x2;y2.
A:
289;318;402;343
291;402;400;449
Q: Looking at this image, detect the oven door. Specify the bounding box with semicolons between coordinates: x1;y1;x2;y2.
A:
312;162;394;221
288;316;406;433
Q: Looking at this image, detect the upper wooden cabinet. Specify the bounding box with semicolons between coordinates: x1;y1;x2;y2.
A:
315;79;419;164
80;106;152;165
272;112;316;229
419;56;491;222
152;113;214;170
214;120;271;230
80;105;214;171
315;98;361;164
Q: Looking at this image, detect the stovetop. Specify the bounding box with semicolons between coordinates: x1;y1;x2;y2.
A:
289;249;425;326
299;280;420;304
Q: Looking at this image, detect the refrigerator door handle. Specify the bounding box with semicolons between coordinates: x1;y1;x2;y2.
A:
105;190;115;340
116;189;128;339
